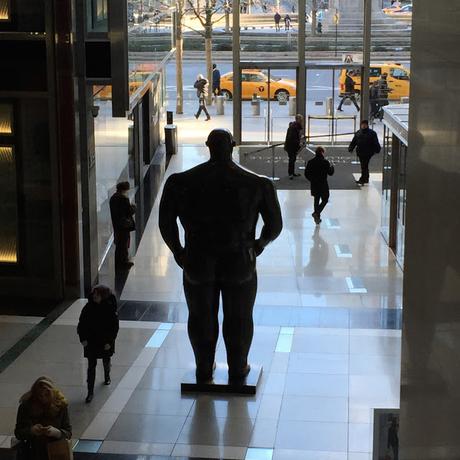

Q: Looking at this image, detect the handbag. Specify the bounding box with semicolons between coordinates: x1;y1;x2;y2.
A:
47;439;73;460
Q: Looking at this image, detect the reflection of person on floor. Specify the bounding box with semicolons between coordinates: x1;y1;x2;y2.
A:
109;181;136;268
348;120;381;185
284;114;304;180
305;146;334;224
159;129;282;383
194;74;211;121
14;377;72;460
77;285;119;403
337;71;360;112
304;226;330;276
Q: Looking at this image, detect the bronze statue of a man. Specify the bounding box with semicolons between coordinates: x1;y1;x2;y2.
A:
159;129;283;382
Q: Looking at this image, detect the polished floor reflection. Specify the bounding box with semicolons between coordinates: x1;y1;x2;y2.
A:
0;146;402;459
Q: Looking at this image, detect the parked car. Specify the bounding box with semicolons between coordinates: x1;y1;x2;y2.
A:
94;70;153;100
220;70;297;101
386;4;412;19
339;63;410;101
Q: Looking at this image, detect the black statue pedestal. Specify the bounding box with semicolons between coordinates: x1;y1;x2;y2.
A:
181;364;263;395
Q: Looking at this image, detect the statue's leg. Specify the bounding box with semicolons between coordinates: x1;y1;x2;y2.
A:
183;276;220;381
221;273;257;379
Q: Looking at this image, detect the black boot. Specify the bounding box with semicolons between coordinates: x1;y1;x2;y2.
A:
103;358;111;385
86;359;96;402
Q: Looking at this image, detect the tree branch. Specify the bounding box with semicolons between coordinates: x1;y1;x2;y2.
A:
186;0;207;27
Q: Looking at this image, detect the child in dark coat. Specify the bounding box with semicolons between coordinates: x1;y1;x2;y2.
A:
77;285;119;403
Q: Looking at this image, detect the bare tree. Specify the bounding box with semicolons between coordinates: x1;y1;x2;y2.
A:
187;0;225;105
224;0;231;33
311;0;317;36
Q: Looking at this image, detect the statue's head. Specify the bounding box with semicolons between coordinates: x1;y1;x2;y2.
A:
205;129;236;162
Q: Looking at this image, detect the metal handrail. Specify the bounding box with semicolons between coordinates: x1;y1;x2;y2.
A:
307;114;357;144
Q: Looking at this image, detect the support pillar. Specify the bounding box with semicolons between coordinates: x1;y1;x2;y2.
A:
400;1;460;458
361;0;371;120
297;0;306;121
232;0;241;144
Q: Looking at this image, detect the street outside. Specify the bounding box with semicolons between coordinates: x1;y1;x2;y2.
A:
162;61;409;144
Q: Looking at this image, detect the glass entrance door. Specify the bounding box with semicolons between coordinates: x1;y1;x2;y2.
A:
305;64;361;146
239;64;298;144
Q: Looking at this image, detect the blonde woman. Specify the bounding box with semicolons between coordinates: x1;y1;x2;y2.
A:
14;377;71;460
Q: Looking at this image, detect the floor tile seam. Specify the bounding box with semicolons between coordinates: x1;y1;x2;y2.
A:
0;299;77;375
80;334;166;439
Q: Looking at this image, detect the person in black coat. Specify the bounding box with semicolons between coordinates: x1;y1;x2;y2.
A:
194;74;211;121
77;285;119;403
212;64;221;97
337;71;360;112
348;120;381;185
274;12;281;31
305;146;334;224
284;114;304;179
109;181;136;268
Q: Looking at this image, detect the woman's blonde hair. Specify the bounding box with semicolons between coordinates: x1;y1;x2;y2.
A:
20;376;67;415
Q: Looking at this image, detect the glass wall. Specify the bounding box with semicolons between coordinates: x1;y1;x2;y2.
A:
88;0;108;32
381;124;393;245
93;86;134;264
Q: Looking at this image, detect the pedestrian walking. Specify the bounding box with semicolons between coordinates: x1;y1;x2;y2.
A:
369;80;380;120
194;74;211;121
348;120;381;185
284;114;304;180
77;285;119;403
284;14;291;31
337;71;360;111
305;146;334;225
316;21;323;34
212;63;221;97
377;73;391;111
14;377;72;460
274;12;281;31
110;181;136;269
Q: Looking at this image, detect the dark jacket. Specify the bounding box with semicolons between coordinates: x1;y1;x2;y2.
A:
344;74;355;94
348;127;381;158
77;295;119;359
15;400;72;460
274;12;281;23
284;121;303;153
109;192;135;233
305;154;334;196
194;78;208;98
212;69;221;90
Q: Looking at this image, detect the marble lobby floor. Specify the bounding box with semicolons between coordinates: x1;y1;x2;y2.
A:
0;145;402;459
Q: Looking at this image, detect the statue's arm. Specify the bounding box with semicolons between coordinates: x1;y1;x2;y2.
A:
159;175;185;267
255;178;283;255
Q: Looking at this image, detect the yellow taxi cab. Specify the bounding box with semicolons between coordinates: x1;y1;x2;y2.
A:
386;4;412;19
339;63;410;101
220;70;297;101
94;70;153;100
